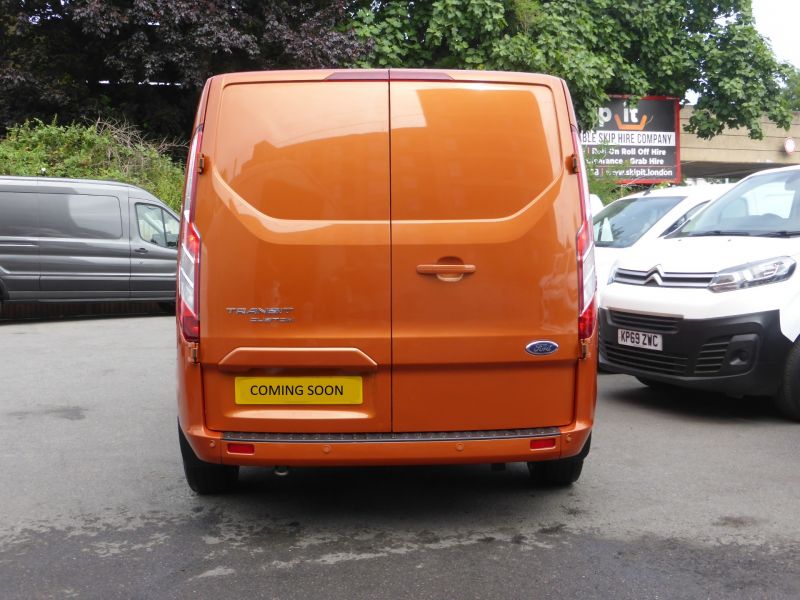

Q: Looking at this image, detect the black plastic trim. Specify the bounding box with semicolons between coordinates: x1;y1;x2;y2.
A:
599;308;792;396
223;427;561;444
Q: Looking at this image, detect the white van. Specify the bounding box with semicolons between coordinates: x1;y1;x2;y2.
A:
593;184;732;296
599;166;800;419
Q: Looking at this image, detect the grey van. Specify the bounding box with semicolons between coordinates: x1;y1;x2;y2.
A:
0;177;179;303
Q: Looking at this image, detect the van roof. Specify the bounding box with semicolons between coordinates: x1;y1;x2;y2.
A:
0;175;171;210
0;175;145;191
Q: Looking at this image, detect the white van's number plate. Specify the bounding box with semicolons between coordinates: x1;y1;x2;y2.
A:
618;329;663;351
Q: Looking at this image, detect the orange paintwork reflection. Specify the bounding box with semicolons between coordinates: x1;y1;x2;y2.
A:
391;83;560;221
215;82;389;221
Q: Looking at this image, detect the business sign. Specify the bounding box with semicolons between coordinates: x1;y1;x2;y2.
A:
580;96;680;184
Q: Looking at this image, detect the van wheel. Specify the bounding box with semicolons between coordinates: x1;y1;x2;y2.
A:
528;435;590;487
528;456;584;486
775;340;800;421
178;425;239;494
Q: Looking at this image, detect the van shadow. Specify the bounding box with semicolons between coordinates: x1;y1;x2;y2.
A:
220;462;571;525
0;301;170;323
602;374;785;423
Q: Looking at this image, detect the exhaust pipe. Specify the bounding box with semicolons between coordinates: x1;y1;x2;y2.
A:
274;466;290;477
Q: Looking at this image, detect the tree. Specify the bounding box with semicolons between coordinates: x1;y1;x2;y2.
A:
351;0;793;139
0;1;367;140
782;68;800;111
0;119;185;210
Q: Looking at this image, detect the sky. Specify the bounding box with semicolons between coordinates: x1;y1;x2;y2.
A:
751;0;800;68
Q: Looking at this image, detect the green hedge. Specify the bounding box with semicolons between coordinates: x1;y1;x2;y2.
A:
0;119;185;211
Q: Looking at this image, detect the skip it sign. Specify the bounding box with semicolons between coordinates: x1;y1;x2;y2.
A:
580;96;680;184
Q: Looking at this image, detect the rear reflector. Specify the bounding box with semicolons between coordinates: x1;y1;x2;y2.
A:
530;438;557;450
227;443;255;455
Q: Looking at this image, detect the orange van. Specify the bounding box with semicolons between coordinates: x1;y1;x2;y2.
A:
176;69;597;494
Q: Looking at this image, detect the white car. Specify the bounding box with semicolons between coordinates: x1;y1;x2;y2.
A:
590;193;604;216
593;184;732;296
599;166;800;419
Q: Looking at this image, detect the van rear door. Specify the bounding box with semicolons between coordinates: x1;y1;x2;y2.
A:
389;76;580;432
198;76;392;434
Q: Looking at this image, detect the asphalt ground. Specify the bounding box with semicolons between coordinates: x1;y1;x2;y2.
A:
1;315;798;599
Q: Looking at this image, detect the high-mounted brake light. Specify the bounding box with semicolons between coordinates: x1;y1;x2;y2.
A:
178;126;203;343
571;126;597;342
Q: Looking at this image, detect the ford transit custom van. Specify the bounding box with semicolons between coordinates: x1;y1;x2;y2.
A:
0;177;179;305
176;69;598;493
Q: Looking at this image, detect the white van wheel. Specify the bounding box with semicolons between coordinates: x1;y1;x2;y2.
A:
775;340;800;421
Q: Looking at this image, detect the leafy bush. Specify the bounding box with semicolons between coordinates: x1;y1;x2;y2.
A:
0;119;185;211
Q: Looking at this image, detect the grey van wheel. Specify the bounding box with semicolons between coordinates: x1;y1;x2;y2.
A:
528;435;590;487
178;425;239;494
775;340;800;421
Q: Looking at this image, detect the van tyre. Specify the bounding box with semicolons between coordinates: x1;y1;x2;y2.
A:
775;339;800;421
178;425;239;494
528;435;590;487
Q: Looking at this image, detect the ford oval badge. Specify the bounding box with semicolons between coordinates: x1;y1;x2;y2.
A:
525;340;559;356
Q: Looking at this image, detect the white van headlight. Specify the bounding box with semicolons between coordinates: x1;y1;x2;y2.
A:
709;257;796;293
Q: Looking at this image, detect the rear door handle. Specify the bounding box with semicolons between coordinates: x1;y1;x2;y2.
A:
416;264;476;275
417;264;476;282
134;247;149;254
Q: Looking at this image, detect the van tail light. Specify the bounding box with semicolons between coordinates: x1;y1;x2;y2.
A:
178;126;203;343
572;126;597;341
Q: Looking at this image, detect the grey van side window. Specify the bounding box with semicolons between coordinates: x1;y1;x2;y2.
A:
136;204;179;248
39;194;122;239
0;192;38;236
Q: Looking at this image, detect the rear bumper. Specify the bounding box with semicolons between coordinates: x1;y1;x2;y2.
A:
177;329;597;468
180;421;592;467
599;308;791;396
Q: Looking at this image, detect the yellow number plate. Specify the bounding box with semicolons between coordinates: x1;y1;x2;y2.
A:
235;376;363;405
